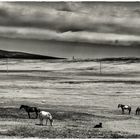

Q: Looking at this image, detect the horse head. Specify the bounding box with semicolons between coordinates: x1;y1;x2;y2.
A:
118;104;121;108
99;123;102;127
19;105;24;110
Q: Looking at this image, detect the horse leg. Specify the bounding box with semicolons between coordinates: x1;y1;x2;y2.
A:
35;111;38;119
28;112;31;119
39;114;43;125
50;119;53;126
40;118;43;125
39;116;43;125
129;109;131;115
122;108;124;114
46;119;48;126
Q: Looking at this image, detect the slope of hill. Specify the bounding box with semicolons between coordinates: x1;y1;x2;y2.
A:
0;50;65;59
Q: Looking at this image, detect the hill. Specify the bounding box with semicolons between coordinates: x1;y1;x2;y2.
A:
0;50;65;59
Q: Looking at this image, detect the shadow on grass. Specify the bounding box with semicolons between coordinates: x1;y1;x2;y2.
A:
5;125;140;138
35;124;51;127
35;123;42;126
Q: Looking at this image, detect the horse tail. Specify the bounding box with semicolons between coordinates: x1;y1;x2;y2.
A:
136;107;139;115
35;108;39;113
129;107;131;114
136;108;138;115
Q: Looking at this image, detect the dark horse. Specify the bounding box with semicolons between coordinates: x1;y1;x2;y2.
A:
20;105;39;119
136;107;140;115
118;104;131;114
94;123;102;128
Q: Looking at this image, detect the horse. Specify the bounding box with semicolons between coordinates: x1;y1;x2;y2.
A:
94;123;102;128
118;104;131;114
38;110;53;126
19;105;39;119
136;107;140;115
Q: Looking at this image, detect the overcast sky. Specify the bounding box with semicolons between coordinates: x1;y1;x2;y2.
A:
0;2;140;58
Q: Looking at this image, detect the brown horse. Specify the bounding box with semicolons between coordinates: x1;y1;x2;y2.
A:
20;105;39;119
118;104;131;114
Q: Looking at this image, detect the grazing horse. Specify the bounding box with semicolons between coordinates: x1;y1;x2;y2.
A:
19;105;39;119
118;104;131;114
38;110;53;126
136;107;140;115
94;123;102;128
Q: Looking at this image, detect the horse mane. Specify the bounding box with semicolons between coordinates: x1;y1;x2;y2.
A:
20;105;26;109
118;104;125;108
20;105;29;107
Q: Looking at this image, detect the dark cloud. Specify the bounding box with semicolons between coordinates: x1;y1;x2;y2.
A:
0;8;8;17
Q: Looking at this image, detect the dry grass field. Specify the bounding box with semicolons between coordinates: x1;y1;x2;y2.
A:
0;58;139;138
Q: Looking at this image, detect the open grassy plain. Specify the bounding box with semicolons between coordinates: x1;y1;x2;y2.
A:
0;59;139;138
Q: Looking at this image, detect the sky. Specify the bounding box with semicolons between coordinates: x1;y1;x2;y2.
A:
0;2;140;58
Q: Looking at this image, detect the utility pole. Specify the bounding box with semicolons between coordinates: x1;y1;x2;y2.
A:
100;60;102;74
73;56;75;60
6;58;8;75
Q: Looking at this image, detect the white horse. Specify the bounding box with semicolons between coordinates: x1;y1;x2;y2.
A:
39;111;53;126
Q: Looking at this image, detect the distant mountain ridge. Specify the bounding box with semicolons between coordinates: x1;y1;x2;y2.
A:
0;49;65;59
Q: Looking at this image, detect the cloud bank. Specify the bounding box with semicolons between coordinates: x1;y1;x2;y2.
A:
0;2;140;46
